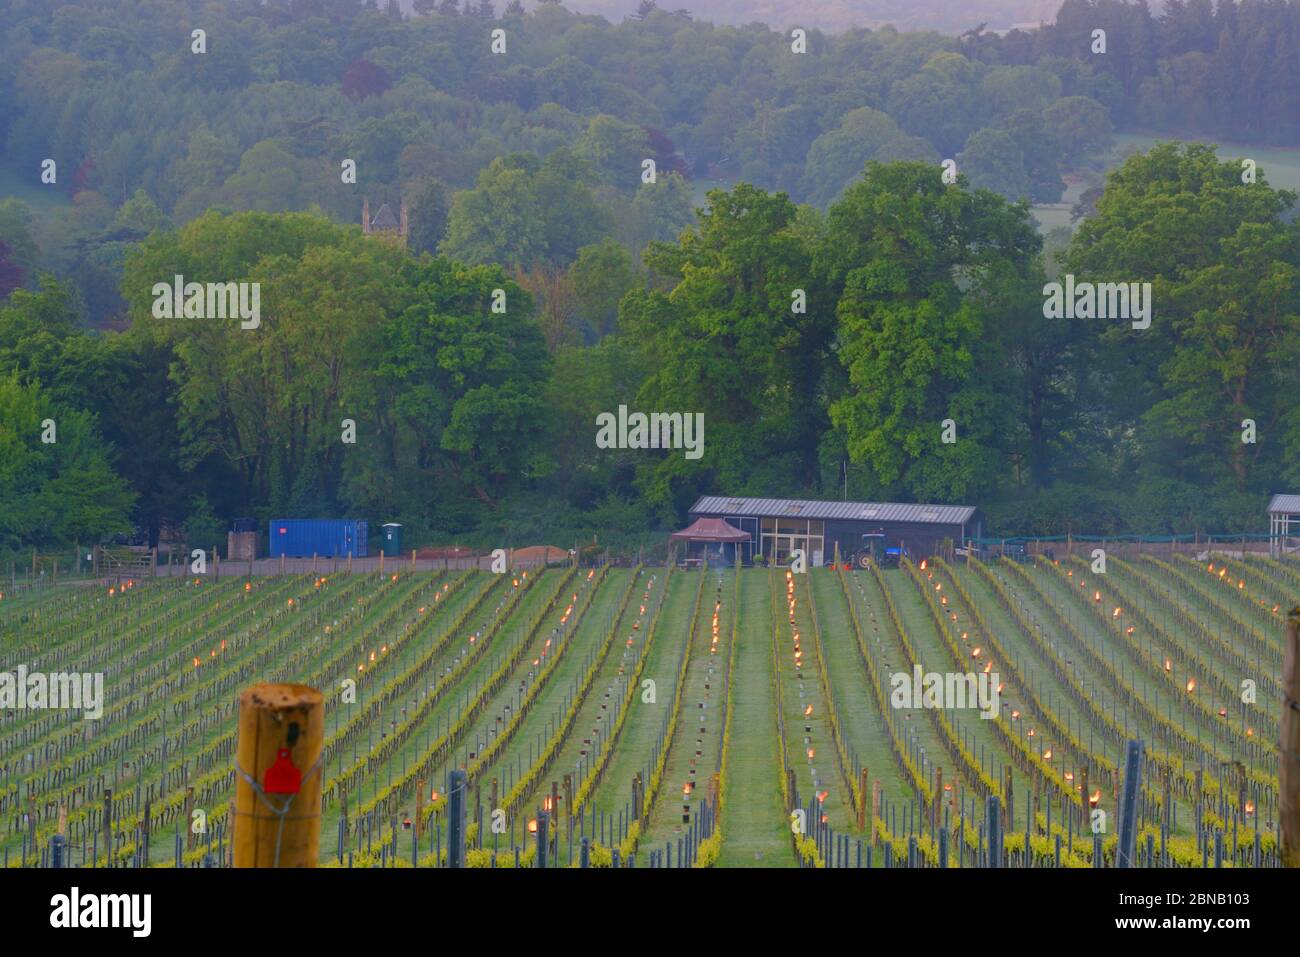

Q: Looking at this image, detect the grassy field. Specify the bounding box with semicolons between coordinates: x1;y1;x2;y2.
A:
1032;131;1300;232
0;555;1288;867
0;162;71;214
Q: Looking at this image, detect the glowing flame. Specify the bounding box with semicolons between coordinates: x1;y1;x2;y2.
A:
1185;678;1196;693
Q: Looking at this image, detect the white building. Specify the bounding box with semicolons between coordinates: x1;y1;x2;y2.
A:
1267;494;1300;556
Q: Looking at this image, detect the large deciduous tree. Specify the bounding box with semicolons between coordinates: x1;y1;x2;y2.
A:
818;160;1041;501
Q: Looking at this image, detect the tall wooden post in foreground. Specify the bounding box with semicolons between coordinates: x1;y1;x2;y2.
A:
233;683;324;867
1282;608;1300;867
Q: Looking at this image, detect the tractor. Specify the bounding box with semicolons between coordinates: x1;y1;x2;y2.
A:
847;532;909;568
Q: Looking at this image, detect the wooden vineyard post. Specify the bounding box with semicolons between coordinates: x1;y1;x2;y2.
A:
103;790;112;867
416;779;425;841
411;548;416;570
1282;608;1300;867
932;767;942;833
1080;766;1089;832
857;767;868;831
1003;765;1014;831
233;683;324;868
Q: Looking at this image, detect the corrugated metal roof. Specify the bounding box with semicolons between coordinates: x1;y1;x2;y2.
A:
689;495;977;525
1267;493;1300;514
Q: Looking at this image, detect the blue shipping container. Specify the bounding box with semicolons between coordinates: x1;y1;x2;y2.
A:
269;519;368;558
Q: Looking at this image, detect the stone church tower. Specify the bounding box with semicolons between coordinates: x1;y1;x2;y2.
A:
361;197;408;248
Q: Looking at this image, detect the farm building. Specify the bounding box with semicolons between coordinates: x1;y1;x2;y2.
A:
1267;493;1300;556
687;495;981;566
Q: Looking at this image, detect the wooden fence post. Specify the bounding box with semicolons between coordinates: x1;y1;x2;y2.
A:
1282;608;1300;867
233;683;324;868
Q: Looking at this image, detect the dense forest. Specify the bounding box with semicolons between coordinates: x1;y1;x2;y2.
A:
496;0;1067;35
1;0;1299;552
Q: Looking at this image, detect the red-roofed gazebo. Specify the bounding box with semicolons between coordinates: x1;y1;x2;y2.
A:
671;517;750;542
671;517;751;567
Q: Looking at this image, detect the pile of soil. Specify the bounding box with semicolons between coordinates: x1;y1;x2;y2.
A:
509;545;570;565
